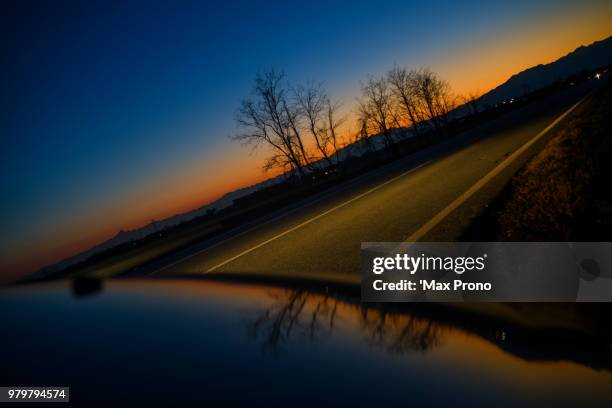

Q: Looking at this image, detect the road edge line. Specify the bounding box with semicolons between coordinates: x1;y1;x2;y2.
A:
205;160;431;272
404;96;588;243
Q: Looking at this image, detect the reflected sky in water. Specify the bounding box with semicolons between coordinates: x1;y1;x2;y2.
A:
1;279;612;406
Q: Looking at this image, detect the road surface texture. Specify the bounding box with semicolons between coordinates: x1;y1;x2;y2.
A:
149;82;594;281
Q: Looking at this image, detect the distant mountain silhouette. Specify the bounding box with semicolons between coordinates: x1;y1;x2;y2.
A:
34;174;288;277
479;35;612;106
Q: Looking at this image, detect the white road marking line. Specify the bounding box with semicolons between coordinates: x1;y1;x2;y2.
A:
404;96;587;243
152;159;430;275
205;160;432;272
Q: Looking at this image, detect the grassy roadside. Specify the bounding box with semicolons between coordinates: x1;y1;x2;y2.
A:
463;79;612;241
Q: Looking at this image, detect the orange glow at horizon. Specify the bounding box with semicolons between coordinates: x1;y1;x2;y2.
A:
0;145;286;282
434;5;612;97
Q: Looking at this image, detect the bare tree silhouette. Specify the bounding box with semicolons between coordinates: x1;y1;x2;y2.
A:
358;74;398;150
293;82;343;169
323;96;344;165
387;66;424;137
414;68;456;131
353;107;375;153
234;70;310;177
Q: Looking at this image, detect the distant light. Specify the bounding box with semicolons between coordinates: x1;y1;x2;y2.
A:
595;73;601;80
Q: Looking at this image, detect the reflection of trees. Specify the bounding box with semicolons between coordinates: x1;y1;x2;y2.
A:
247;288;446;355
247;289;338;354
359;309;445;354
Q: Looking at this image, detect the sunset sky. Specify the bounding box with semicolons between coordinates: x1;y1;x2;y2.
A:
1;0;611;281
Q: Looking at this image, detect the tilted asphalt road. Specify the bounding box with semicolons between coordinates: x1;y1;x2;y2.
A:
150;82;594;281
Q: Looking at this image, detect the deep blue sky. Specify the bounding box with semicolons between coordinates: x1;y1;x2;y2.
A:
1;0;609;278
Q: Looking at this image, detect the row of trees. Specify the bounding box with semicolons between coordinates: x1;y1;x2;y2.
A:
233;70;343;178
234;66;472;177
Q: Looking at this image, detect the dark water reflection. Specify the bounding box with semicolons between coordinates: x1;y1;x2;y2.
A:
248;287;448;355
2;278;612;406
